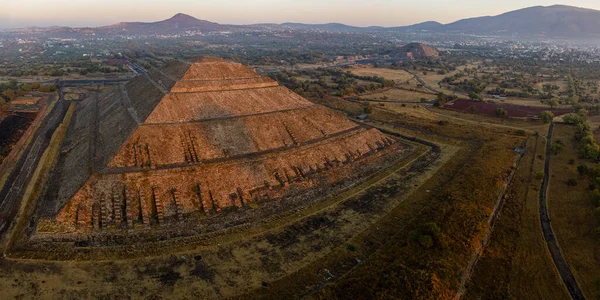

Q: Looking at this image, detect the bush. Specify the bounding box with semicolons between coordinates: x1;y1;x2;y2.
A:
578;164;588;175
422;222;441;238
535;172;545;180
539;110;555;123
569;159;575;165
363;103;373;114
495;107;508;118
515;129;526;136
408;230;422;241
417;235;434;248
551;141;563;155
347;244;357;252
567;178;578;186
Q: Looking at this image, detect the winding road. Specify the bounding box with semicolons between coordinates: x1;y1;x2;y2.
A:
540;123;586;300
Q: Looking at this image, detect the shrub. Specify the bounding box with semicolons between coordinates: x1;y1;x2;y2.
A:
408;230;422;241
578;164;588;175
347;244;357;252
567;178;578;186
569;159;575;165
422;222;441;238
417;235;434;248
364;103;373;114
551;142;563;155
515;129;526;136
535;172;545;180
539;110;555;123
495;107;508;118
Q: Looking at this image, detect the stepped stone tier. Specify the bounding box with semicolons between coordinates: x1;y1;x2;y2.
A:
43;57;405;232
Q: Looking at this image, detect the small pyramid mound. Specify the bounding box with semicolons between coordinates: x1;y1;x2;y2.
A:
47;58;405;232
399;43;439;60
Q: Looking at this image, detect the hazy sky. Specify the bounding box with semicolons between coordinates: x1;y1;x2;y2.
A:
3;0;600;28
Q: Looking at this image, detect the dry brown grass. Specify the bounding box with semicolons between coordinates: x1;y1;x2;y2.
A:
364;88;434;102
464;132;570;300
350;67;414;82
547;124;600;299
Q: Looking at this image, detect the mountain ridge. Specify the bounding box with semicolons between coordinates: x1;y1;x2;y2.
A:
6;5;600;38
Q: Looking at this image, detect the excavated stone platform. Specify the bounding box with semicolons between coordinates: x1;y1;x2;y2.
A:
35;57;414;242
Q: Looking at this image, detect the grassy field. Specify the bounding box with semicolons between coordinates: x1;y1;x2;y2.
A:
534;80;567;93
363;88;435;102
464;132;570;299
350;67;414;83
547;124;600;299
485;97;571;109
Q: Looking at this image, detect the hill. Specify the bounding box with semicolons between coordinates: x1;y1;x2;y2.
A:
441;5;600;37
94;13;232;35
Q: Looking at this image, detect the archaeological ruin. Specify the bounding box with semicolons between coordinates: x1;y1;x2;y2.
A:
32;58;413;247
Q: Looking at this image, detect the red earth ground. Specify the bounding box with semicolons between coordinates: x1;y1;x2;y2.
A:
443;99;572;118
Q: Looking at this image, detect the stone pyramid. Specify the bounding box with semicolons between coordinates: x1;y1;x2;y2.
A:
48;58;400;231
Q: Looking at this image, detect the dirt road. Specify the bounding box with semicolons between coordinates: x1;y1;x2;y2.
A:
540;123;586;300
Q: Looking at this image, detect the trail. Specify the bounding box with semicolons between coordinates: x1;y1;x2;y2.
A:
539;123;585;300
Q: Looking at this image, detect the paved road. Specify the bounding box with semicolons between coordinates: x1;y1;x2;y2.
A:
0;97;67;238
540;123;586;300
59;78;130;86
402;68;440;94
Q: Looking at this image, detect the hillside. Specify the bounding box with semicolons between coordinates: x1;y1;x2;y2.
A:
95;13;231;35
442;5;600;37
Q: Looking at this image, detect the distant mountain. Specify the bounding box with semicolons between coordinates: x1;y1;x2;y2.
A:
94;13;231;35
95;13;229;34
441;5;600;37
40;13;237;37
280;22;374;32
278;5;600;38
6;5;600;39
397;21;443;31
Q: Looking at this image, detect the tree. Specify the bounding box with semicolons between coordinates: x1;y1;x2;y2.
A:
495;107;508;118
2;89;15;101
364;103;373;114
435;92;447;107
538;110;555;123
468;91;482;101
578;164;588;175
544;98;558;108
